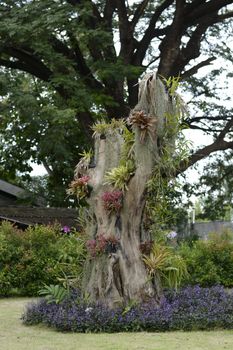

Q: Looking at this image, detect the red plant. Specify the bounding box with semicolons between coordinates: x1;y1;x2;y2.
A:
86;234;120;257
128;110;156;143
101;190;123;213
76;175;90;185
67;175;90;197
86;239;98;257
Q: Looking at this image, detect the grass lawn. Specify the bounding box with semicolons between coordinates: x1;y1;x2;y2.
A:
0;298;233;350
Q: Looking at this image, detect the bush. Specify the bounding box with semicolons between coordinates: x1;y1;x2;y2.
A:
0;221;86;296
22;286;233;332
179;235;233;287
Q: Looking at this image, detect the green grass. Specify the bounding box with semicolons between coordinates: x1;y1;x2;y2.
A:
0;298;233;350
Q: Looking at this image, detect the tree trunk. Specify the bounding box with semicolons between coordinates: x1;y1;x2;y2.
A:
78;73;176;308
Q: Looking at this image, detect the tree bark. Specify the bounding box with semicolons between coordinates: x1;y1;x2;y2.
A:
80;73;176;307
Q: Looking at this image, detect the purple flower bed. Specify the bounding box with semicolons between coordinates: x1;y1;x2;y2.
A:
22;286;233;332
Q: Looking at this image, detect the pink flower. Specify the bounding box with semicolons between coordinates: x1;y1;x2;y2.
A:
62;226;71;234
67;175;91;197
101;191;123;213
76;175;90;186
86;234;120;257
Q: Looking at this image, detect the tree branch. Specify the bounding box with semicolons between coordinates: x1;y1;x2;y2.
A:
184;0;233;25
185;115;233;125
181;139;233;174
116;0;133;61
102;1;117;62
104;0;116;25
131;0;150;30
158;0;186;77
217;10;233;21
216;118;233;140
43;161;54;177
133;0;174;65
0;48;52;82
67;32;104;91
181;57;216;79
178;118;233;174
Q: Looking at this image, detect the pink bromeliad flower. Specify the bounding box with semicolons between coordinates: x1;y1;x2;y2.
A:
101;190;123;213
67;175;91;197
76;175;90;186
86;234;120;257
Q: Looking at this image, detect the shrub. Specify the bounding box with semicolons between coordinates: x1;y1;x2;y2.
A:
179;235;233;287
142;242;188;289
0;221;86;296
22;286;233;332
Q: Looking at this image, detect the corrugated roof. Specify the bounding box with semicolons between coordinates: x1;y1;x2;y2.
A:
0;179;27;198
0;179;46;206
0;207;78;229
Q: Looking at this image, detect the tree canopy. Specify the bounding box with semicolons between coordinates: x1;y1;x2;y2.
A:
0;0;233;205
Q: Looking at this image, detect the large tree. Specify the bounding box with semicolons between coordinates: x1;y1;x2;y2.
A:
0;0;233;197
1;0;233;305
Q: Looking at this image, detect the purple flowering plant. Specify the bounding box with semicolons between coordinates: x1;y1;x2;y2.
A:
22;286;233;333
61;226;71;234
167;231;177;239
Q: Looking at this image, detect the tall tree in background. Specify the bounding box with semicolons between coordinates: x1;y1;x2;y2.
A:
0;0;233;206
193;151;233;220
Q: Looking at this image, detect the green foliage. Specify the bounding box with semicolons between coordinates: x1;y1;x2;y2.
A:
145;85;190;231
179;230;233;287
0;71;85;206
0;222;86;296
143;242;188;289
104;162;135;191
194;152;233;221
78;149;93;163
92;119;125;137
120;127;135;162
0;0;232;209
161;75;180;96
38;284;68;304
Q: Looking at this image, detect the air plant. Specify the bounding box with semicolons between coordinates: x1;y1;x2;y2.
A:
121;127;135;161
142;242;188;289
128;110;156;143
101;190;123;214
161;75;180;96
74;149;93;177
86;234;120;257
67;175;91;199
92;118;125;138
104;162;135;191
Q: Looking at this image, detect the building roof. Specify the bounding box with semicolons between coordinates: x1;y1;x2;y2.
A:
0;179;46;206
0;206;78;229
0;179;27;198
